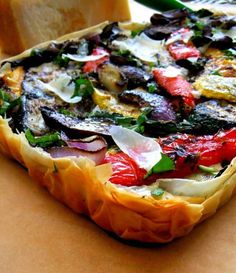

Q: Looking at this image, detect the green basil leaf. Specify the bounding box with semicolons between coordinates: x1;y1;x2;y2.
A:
145;153;175;178
58;108;76;117
71;76;94;99
131;29;142;38
54;54;70;67
211;69;222;76
0;89;21;116
25;129;63;148
30;48;44;58
224;49;236;60
147;83;157;93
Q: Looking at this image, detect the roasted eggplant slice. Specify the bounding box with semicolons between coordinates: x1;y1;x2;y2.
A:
18;93;55;135
185;100;236;134
150;9;189;26
119;89;176;122
120;66;152;88
41;106;112;138
144;25;178;40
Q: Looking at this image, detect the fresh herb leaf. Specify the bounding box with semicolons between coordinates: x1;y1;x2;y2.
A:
116;116;134;127
25;129;63;148
30;48;44;57
133;107;152;133
131;29;142;38
211;69;221;76
195;21;205;31
199;165;218;175
71;76;94;99
112;49;130;57
147;83;157;93
224;49;236;60
191;21;207;44
144;153;175;179
0;89;21;116
151;188;165;198
184;18;194;28
58;108;76;117
112;49;143;67
54;54;70;67
147;62;156;72
91;108;152;133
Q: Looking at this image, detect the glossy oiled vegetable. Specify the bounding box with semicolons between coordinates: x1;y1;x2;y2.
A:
0;11;236;243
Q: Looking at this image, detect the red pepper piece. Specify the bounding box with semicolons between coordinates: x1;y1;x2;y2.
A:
160;128;236;170
167;28;200;60
83;48;109;73
103;152;148;186
168;42;201;60
104;129;236;186
153;68;195;109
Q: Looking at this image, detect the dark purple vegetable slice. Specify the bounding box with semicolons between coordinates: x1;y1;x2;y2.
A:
144;25;179;40
119;89;176;122
110;54;137;66
150;9;189;26
210;15;236;29
120;66;152;88
211;36;233;50
40;106;112;139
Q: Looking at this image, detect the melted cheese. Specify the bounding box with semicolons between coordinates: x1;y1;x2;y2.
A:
194;75;236;102
92;88;140;118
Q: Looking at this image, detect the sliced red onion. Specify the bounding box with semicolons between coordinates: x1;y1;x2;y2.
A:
48;135;107;165
66;135;105;152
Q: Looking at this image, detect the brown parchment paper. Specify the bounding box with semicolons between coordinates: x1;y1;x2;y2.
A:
1;1;236;272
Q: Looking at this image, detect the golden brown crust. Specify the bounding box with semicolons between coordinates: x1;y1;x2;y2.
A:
0;117;204;242
1;114;236;242
1;22;236;243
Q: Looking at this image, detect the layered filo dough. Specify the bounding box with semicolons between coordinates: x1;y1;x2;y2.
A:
1;22;236;243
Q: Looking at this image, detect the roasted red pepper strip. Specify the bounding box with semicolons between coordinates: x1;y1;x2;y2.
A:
104;152;147;186
167;28;200;60
159;128;236;176
104;128;236;186
153;68;195;109
168;42;201;60
83;48;109;73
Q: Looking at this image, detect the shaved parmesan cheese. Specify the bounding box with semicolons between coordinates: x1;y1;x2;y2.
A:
39;74;81;104
225;27;236;42
110;126;162;171
166;30;194;45
158;174;229;197
112;33;166;63
63;52;109;62
212;27;236;41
